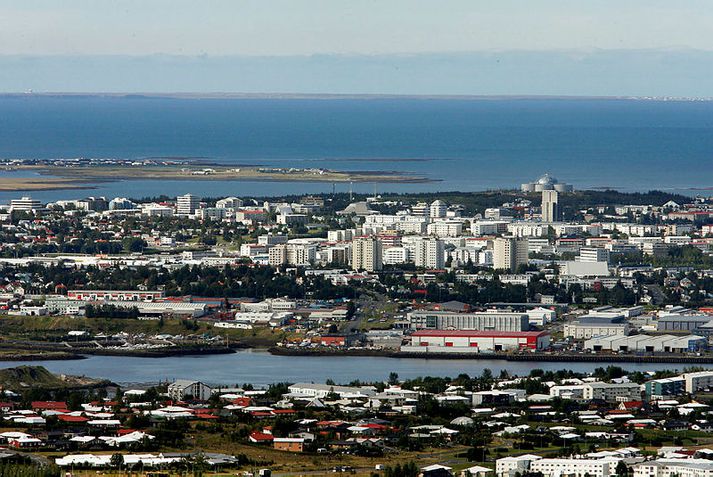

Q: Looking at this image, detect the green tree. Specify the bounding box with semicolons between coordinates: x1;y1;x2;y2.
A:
110;453;124;469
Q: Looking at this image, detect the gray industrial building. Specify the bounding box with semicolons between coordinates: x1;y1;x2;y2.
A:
584;334;707;353
657;315;713;332
563;315;630;339
407;310;529;332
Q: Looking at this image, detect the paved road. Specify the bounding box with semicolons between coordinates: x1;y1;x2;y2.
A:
272;466;373;476
341;292;386;334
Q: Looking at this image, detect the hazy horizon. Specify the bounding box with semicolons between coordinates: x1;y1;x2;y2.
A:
2;49;713;97
2;1;713;96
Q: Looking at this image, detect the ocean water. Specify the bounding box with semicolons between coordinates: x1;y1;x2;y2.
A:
0;350;703;386
0;96;712;201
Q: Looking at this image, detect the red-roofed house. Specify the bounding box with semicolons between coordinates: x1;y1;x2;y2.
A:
58;415;89;424
231;397;252;407
249;431;274;444
619;401;644;411
32;401;68;411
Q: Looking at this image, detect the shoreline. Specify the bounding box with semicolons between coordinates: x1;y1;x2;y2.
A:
0;164;436;192
0;343;242;360
4;345;713;364
268;347;713;364
75;345;239;358
0;352;86;361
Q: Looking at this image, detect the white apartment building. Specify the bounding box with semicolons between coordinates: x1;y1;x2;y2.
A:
9;197;43;212
508;223;548;238
383;246;409;265
549;384;587;401
364;214;400;225
530;458;614;477
286;243;316;266
485;208;511;220
351;236;383;272
176;193;200;216
108;197;135;210
322;245;350;265
167;380;212;402
499;274;530;286
327;229;355;242
216;197;243;209
268;244;288;266
427;220;463;237
528;238;552;253
629;236;664;248
577;247;610;263
493;236;529;272
195;207;226;221
634;459;713;477
288;383;376;398
606;223;657;237
664;235;692;245
364;214;429;234
479;249;494;266
429;200;447;218
410;203;429;216
683;371;713;394
141;204;174;217
450;247;481;266
582;382;641;403
472;220;509;236
397;221;428;234
496;455;543;477
267;243;316;266
413;237;445;269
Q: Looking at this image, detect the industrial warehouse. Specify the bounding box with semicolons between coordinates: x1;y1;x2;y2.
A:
401;330;551;353
407;310;529;332
584;334;708;353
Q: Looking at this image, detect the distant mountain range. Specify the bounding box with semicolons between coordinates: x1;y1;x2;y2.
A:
1;49;712;97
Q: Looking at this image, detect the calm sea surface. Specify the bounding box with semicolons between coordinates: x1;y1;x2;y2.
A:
0;350;706;387
0;96;712;201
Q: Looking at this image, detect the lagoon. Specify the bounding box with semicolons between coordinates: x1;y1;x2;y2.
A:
0;350;708;387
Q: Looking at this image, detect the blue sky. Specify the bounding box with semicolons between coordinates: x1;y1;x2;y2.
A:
1;0;712;55
0;1;712;95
